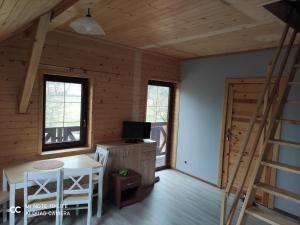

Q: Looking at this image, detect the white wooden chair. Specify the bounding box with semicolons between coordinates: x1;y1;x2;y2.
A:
0;190;9;223
60;168;93;225
92;146;109;196
76;148;108;215
23;170;61;225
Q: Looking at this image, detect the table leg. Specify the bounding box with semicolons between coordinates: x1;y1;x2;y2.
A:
9;184;16;225
97;168;103;218
2;171;7;223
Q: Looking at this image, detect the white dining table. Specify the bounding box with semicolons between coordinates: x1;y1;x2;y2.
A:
2;154;103;225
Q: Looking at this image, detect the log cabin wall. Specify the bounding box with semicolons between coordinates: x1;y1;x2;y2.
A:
0;30;180;191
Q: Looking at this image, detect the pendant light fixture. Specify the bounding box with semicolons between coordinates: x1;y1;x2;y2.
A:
70;8;105;36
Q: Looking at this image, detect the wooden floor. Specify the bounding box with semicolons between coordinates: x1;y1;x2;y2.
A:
5;169;298;225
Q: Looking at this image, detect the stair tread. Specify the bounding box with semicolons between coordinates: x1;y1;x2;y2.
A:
269;139;300;148
261;160;300;175
246;207;300;225
278;118;300;125
254;183;300;204
286;100;300;104
288;82;300;86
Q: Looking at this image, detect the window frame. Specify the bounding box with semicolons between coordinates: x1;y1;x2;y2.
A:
42;75;88;152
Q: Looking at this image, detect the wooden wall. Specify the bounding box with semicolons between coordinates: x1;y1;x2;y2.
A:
0;30;180;189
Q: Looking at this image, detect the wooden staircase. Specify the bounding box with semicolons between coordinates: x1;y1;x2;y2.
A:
220;1;300;225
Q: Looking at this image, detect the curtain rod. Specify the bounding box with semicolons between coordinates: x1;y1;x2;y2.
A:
39;63;121;76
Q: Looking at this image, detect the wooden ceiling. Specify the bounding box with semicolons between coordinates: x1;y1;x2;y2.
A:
0;0;96;42
0;0;296;59
0;0;62;41
55;0;293;59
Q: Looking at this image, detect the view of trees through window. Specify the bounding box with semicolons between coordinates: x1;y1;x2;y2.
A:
146;83;171;168
45;81;82;143
146;85;170;123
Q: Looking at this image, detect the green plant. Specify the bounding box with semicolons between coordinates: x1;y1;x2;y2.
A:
119;169;129;176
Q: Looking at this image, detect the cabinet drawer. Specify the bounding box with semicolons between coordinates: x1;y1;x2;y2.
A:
120;176;141;190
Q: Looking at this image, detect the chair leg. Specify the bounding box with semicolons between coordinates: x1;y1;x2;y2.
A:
56;208;60;225
3;203;7;223
60;209;63;225
87;202;92;225
75;206;79;216
24;209;28;225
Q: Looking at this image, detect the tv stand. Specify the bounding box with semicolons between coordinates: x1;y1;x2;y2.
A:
124;139;143;143
97;139;156;189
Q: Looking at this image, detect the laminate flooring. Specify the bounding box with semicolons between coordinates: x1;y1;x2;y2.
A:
3;169;299;225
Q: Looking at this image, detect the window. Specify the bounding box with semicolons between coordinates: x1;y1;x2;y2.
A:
43;75;88;151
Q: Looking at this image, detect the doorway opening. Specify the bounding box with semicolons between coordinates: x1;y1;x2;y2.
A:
146;80;174;170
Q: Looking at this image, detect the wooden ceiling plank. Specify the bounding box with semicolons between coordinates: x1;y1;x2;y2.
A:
0;0;84;43
1;0;29;33
0;0;61;42
140;21;274;49
162;22;295;58
223;0;277;23
0;0;17;14
0;0;18;27
19;12;51;114
97;1;238;33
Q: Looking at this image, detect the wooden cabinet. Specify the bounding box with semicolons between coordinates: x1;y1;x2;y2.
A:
111;170;141;208
141;149;156;186
97;140;156;191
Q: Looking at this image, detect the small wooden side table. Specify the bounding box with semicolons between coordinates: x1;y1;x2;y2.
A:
111;169;141;208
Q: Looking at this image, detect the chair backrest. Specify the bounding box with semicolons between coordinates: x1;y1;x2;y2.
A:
94;146;109;171
62;168;93;197
24;170;61;204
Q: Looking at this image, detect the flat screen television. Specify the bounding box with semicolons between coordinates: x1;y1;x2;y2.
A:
122;121;151;142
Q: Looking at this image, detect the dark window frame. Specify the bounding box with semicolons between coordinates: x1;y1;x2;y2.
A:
42;75;88;151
